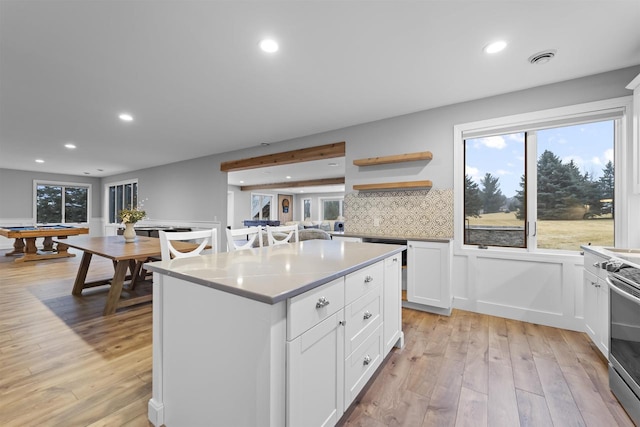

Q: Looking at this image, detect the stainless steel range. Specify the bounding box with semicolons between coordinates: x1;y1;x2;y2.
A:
606;257;640;425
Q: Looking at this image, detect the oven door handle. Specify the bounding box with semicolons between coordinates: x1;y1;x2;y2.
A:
607;276;640;305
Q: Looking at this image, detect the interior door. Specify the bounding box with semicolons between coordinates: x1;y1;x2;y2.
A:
278;194;293;223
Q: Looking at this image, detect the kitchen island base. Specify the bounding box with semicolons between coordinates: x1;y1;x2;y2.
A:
146;241;404;427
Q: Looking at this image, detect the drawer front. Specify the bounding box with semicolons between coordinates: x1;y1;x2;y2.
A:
345;284;382;356
584;251;607;279
345;324;383;408
288;278;345;340
345;261;384;305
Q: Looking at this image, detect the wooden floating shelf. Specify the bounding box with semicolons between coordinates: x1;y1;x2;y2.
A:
353;180;433;191
353;151;432;166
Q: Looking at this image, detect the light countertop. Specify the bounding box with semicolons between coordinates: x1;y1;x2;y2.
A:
145;239;405;304
581;245;640;268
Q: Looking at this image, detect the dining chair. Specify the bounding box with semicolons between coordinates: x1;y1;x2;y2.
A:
159;228;217;261
226;226;263;251
266;225;299;246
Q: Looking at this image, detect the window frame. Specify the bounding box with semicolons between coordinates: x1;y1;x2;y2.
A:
250;192;274;221
302;198;312;221
33;180;91;224
105;179;138;225
454;96;632;255
320;197;344;221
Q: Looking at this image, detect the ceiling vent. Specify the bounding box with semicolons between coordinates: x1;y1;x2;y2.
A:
528;50;557;65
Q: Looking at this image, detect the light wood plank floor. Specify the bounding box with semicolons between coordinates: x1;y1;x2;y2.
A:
0;251;635;426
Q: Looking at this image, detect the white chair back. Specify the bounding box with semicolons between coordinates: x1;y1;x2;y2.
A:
159;228;217;261
226;226;263;251
266;225;299;246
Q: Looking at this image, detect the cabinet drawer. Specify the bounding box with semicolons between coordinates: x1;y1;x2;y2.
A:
584;251;607;279
345;284;382;356
345;261;383;305
345;324;383;407
288;278;345;340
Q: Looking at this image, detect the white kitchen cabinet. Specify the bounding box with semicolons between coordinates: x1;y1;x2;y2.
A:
287;310;345;427
287;278;345;427
383;255;402;354
583;250;609;358
406;240;452;315
147;241;405;427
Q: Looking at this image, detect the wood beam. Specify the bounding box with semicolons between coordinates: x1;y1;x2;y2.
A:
220;142;345;172
240;177;345;191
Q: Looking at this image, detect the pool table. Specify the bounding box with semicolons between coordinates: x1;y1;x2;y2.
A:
0;225;90;263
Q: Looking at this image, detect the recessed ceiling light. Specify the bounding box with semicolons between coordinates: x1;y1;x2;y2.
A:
484;40;507;54
64;143;76;149
286;176;292;179
119;113;134;122
35;159;44;163
259;39;279;53
328;162;338;167
240;180;244;184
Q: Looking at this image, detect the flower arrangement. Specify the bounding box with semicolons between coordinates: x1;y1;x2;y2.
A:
119;207;146;224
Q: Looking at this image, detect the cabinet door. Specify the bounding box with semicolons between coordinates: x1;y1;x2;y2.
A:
583;269;599;344
383;255;402;354
407;241;452;309
287;310;344;427
597;279;609;357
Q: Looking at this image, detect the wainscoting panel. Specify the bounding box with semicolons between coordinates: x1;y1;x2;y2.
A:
453;251;585;332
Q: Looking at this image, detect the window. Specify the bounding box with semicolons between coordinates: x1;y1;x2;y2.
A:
251;194;273;220
303;198;311;220
456;99;627;252
107;180;138;223
34;181;90;224
321;198;343;220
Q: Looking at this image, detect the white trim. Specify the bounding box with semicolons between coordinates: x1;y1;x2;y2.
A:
104;178;139;225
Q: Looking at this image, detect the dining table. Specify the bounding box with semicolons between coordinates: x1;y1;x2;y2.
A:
55;235;197;315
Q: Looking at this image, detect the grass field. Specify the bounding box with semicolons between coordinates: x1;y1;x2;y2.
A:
467;212;614;251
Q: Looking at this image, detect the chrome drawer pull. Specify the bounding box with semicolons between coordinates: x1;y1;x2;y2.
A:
363;311;373;320
364;276;374;283
363;355;371;366
316;297;330;309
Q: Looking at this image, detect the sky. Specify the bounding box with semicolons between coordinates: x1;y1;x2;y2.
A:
465;120;614;198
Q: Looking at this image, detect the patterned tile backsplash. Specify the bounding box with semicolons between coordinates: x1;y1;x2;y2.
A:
344;189;453;238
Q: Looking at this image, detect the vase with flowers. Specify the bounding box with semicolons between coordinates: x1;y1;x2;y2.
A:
119;207;146;243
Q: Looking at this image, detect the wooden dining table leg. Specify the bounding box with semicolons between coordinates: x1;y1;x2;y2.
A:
128;259;145;290
72;252;93;295
103;260;130;316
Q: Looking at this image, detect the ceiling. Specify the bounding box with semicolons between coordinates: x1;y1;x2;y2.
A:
1;1;639;186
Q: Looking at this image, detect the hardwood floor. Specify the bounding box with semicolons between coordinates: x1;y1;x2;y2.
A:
0;251;635;426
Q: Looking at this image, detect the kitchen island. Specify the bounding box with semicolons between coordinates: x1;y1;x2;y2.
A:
144;239;405;427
